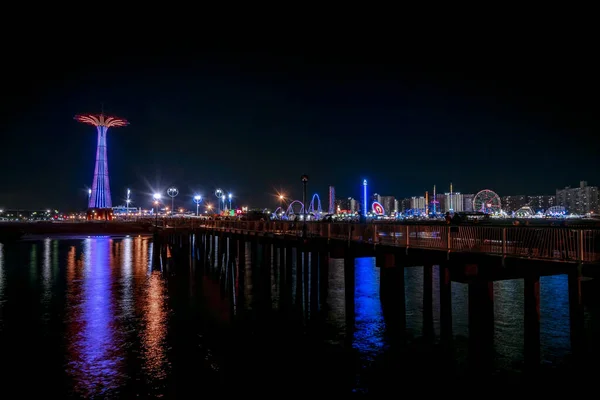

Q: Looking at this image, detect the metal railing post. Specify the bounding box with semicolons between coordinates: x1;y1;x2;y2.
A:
578;229;585;263
446;226;451;260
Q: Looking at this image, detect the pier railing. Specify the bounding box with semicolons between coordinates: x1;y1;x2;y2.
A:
200;221;600;263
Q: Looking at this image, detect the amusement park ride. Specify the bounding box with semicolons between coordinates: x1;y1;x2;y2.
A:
273;193;325;220
270;185;505;221
76;111;129;220
472;189;502;214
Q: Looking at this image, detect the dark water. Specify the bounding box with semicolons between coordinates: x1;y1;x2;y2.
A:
0;235;599;397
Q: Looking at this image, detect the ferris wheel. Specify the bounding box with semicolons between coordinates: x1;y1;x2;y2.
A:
473;189;502;214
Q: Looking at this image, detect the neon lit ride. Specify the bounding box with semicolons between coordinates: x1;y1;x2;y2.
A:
363;179;368;217
285;200;305;218
308;194;322;215
75;113;129;220
372;201;385;215
473;189;501;214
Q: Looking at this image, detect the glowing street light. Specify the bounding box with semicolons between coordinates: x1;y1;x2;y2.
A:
228;193;232;210
153;193;162;227
278;194;286;214
214;188;223;213
193;195;203;216
126;188;131;215
167;187;178;216
301;174;309;238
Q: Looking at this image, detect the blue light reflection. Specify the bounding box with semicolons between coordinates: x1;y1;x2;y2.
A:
67;237;123;397
353;257;385;360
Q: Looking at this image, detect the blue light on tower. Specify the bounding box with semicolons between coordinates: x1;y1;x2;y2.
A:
363;179;368;216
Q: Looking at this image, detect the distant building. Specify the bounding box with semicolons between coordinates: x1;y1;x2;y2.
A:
462;194;475;212
379;196;395;215
502;195;528;212
556;181;599;214
501;194;555;213
437;193;465;213
337;197;359;213
400;198;411;212
410;196;426;212
527;195;556;212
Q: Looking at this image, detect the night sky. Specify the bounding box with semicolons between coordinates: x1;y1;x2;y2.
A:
2;29;598;210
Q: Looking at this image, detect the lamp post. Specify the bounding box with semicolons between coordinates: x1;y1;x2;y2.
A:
153;193;162;227
126;188;131;215
228;193;232;211
167;187;178;216
301;174;309;238
215;189;223;213
193;195;203;216
279;194;285;219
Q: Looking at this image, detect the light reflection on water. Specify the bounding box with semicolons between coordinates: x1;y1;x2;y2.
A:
0;236;594;396
142;271;169;382
67;237;123;397
353;257;385;361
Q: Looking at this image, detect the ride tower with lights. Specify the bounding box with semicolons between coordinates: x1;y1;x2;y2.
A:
75;113;129;220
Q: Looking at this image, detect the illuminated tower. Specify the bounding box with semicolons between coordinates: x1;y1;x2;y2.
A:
449;182;454;212
75;113;129;210
328;186;336;214
433;184;437;214
363;179;368;216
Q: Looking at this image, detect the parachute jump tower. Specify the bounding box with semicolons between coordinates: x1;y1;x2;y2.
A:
75;112;129;220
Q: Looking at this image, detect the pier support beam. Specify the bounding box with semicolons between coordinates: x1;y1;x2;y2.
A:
439;264;453;348
310;250;319;318
568;266;585;360
344;248;355;335
295;247;303;313
379;251;406;342
285;245;293;309
468;281;494;372
524;275;540;370
423;265;434;341
262;239;272;309
237;237;246;308
319;251;329;306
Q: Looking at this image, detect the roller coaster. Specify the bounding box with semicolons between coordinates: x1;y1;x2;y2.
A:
272;194;324;220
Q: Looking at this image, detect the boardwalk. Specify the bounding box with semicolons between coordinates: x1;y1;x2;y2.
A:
193;220;600;264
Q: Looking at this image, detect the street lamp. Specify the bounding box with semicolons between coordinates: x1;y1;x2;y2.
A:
301;174;309;238
153;193;162;227
279;194;286;217
193;195;203;216
126;188;131;215
215;189;223;213
228;193;232;210
167;187;178;216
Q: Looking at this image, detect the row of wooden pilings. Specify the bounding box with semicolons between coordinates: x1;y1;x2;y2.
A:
155;227;587;373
